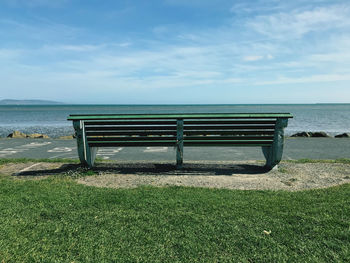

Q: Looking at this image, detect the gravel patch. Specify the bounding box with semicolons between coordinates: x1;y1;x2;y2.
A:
1;161;350;191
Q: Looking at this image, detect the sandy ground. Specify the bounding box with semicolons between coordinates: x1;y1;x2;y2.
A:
1;160;350;191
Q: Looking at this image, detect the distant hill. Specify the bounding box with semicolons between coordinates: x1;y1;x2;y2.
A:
0;99;63;105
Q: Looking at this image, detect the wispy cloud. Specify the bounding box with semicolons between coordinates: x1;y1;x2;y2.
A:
248;5;350;39
0;0;68;8
255;73;350;86
1;0;350;103
43;44;102;52
0;18;82;44
242;55;263;62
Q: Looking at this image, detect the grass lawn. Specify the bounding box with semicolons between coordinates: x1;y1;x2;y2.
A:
0;163;349;262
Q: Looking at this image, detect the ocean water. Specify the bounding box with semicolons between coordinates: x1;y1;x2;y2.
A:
0;104;349;138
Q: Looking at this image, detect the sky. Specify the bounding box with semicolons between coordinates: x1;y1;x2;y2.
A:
0;0;349;104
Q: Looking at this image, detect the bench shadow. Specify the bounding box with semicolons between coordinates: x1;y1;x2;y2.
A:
12;162;269;177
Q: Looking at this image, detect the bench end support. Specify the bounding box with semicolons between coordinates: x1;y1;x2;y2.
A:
73;120;97;168
262;118;288;170
176;119;184;169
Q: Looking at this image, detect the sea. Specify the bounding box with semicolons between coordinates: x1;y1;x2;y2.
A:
0;104;349;138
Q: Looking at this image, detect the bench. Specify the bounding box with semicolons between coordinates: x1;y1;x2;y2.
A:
67;113;293;169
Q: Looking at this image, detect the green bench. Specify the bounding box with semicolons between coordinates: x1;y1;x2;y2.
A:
67;113;293;169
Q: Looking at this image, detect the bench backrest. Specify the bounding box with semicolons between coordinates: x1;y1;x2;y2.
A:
68;113;293;148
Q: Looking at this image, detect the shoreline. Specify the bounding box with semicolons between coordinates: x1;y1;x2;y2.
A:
1;130;349;139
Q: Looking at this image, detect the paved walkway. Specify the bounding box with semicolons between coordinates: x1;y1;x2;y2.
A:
0;138;349;161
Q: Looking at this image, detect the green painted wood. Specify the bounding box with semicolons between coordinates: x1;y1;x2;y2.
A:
68;113;293;120
72;120;88;166
85;126;177;131
184;120;276;125
82;122;97;168
183;136;274;140
86;131;177;136
87;135;273;141
84;120;277;125
88;142;272;147
87;136;176;141
87;139;273;144
184;130;275;136
262;118;289;170
84;121;177;125
185;142;272;147
85;125;274;132
68;113;292;168
88;142;176;147
176;119;184;168
85;130;275;136
184;125;275;130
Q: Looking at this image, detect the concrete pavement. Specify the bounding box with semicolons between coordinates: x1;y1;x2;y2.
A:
0;138;349;162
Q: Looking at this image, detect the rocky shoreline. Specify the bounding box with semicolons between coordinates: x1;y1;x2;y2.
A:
2;130;350;139
290;132;350;138
6;131;75;139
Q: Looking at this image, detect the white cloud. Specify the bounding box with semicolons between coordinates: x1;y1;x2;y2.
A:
0;18;82;42
43;44;101;52
248;5;350;39
243;55;263;61
1;1;350;103
242;54;274;61
1;0;68;8
255;73;350;85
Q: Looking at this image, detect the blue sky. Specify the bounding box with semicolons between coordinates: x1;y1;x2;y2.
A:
0;0;349;104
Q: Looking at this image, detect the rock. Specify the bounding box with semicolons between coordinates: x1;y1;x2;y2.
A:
27;133;50;139
310;132;330;137
291;131;331;138
58;135;75;139
291;132;312;137
7;131;27;138
335;133;350;138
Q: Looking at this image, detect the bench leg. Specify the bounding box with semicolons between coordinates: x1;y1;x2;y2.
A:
76;143;97;168
87;147;97;168
73;120;97;168
176;119;184;169
262;146;282;170
176;145;183;169
262;118;288;170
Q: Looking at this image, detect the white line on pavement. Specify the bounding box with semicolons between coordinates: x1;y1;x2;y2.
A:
48;147;73;153
143;147;168;153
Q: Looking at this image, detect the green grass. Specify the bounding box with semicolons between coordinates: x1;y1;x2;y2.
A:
0;158;80;165
0;176;349;262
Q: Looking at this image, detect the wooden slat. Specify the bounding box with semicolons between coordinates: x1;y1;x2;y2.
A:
85;130;275;136
87;135;273;142
68;113;293;120
184;142;272;147
185;139;273;144
184;125;275;130
86;131;177;136
87;140;273;147
184;130;275;135
85;126;177;131
85;121;176;126
183;136;274;141
184;120;276;125
87;136;176;142
86;125;274;131
88;141;175;147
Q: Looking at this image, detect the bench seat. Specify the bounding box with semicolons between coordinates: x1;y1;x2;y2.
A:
68;113;293;169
